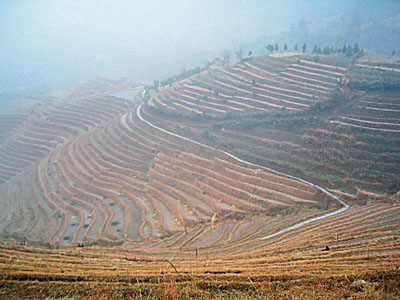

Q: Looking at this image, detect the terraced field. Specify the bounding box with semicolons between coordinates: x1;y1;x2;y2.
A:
0;114;28;143
1;53;399;299
0;90;337;246
2;202;399;275
147;54;400;194
0;201;398;299
149;55;346;115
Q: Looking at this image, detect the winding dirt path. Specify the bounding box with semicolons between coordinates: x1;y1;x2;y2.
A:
136;104;349;242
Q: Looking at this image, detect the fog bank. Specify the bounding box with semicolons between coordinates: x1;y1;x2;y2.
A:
1;0;399;92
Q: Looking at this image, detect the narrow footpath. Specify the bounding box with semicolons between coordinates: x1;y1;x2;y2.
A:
136;104;349;241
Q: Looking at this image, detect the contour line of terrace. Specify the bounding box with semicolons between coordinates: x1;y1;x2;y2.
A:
136;102;349;242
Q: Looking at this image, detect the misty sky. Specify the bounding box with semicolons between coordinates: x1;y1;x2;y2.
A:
0;0;398;92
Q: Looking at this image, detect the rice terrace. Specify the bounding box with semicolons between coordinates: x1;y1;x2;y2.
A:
1;1;400;299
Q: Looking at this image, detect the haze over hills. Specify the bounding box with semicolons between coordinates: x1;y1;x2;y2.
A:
0;1;400;299
1;0;400;92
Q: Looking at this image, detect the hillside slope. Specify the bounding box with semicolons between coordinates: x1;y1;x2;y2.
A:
1;51;399;299
0;52;399;247
145;52;400;195
0;77;342;248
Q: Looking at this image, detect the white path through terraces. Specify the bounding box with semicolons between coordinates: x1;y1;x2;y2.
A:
136;103;349;242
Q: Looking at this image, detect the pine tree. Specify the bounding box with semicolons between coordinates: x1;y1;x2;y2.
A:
312;45;318;54
323;46;331;55
354;43;360;53
346;45;353;57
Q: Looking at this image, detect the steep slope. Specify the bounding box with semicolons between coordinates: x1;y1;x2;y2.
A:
0;94;336;246
145;53;400;195
149;54;347;115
